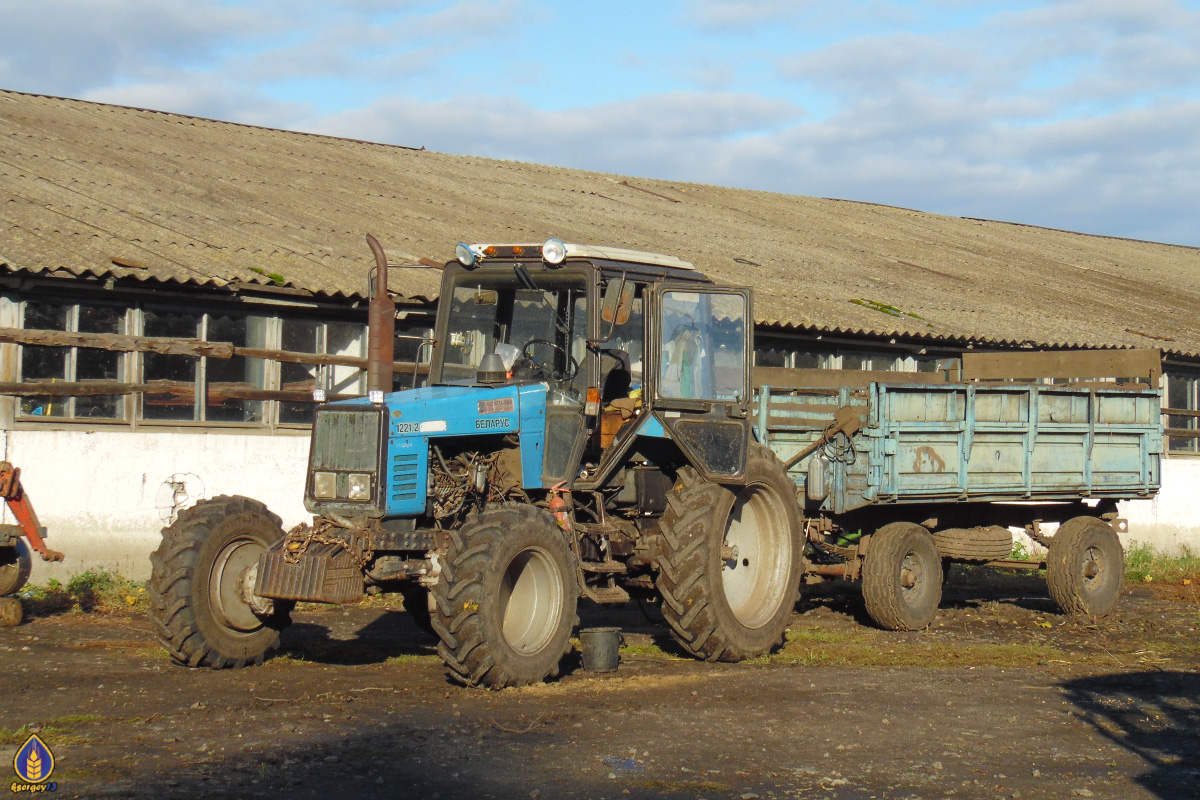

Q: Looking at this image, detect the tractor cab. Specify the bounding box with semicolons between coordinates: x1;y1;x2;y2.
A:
428;240;754;487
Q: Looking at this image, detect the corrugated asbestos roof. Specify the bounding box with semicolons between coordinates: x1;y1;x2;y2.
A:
3;89;1200;355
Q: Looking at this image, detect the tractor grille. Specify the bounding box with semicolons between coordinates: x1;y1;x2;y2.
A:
311;407;383;472
390;451;421;505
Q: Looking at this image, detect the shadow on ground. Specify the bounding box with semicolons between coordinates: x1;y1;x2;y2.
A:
1061;670;1200;800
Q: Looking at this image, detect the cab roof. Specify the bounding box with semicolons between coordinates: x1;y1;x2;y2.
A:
460;242;697;272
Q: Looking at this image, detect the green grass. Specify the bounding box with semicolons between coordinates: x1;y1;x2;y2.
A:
0;715;121;746
1124;543;1200;584
18;570;148;615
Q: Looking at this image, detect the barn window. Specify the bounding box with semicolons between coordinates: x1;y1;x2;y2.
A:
277;318;368;425
17;300;130;420
140;308;269;424
1164;368;1200;454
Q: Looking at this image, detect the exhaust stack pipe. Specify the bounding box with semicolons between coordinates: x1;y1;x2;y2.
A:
365;233;396;395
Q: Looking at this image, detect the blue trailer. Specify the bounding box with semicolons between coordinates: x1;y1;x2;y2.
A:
148;237;1165;687
753;364;1161;630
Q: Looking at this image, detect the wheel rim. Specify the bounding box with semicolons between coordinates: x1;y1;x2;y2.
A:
209;538;270;633
721;484;792;628
900;551;928;606
1081;544;1107;592
499;546;564;654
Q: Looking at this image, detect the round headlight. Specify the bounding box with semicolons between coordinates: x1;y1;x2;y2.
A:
455;242;477;268
542;238;566;265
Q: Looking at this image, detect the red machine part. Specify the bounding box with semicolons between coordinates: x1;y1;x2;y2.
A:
0;461;63;562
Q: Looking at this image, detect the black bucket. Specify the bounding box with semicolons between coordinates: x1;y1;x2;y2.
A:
580;627;621;672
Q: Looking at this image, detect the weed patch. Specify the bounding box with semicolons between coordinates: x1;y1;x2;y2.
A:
0;714;124;746
1124;543;1200;584
17;570;147;616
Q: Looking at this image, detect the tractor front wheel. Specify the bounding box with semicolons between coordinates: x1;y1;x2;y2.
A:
432;505;579;689
148;495;293;668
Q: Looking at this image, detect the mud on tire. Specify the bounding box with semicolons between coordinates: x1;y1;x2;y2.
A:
655;443;803;662
862;522;943;631
1047;516;1123;618
432;504;579;689
148;495;293;669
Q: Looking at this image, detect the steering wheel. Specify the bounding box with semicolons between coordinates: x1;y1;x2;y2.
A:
517;338;579;382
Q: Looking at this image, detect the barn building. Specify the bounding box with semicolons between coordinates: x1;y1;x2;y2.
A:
3;88;1200;580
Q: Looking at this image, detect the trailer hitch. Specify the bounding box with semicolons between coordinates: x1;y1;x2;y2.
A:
0;461;63;562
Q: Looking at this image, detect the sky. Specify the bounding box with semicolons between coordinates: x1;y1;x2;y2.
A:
2;0;1199;246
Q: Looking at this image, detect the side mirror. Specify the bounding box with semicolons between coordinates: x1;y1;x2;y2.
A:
601;279;635;325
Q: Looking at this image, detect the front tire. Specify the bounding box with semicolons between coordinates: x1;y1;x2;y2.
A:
148;496;292;668
0;539;32;597
432;505;579;689
656;444;803;662
1047;516;1123;617
862;522;943;631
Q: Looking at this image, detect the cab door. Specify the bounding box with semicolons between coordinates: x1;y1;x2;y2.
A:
650;285;752;483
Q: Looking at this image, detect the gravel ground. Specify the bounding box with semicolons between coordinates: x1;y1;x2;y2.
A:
1;570;1197;800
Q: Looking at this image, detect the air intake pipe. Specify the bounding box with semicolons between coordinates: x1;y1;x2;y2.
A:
365;233;396;395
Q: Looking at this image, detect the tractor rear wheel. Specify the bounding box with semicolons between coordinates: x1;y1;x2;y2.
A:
0;539;32;597
1047;516;1123;617
148;496;293;668
862;522;943;630
432;505;579;689
656;444;803;662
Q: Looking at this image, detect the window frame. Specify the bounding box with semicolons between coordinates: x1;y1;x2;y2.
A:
6;291;434;432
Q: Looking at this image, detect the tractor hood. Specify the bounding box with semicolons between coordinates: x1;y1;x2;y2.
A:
312;382;549;518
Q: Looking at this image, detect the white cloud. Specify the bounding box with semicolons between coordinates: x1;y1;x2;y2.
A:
0;1;274;96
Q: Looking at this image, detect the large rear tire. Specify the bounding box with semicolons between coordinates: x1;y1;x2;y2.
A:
432;505;579;689
1047;516;1123;617
148;496;293;668
862;522;943;631
0;540;32;597
656;444;803;662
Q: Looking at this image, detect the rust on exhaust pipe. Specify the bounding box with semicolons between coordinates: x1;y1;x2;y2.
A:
365;233;396;395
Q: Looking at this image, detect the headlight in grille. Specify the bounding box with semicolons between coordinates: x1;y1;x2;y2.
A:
313;471;336;499
347;473;372;501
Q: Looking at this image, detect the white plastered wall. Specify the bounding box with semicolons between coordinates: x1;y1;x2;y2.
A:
1;428;311;582
2;429;1199;584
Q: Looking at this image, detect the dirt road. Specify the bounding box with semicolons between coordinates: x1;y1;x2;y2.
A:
2;571;1197;799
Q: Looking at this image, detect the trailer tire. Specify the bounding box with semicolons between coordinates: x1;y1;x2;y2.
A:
656;443;803;662
0;540;32;597
1047;516;1123;618
148;496;293;669
862;522;943;631
432;505;579;689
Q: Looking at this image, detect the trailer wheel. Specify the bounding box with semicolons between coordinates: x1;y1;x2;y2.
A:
0;540;32;597
148;496;292;669
432;505;578;689
862;522;943;630
656;443;803;662
1047;516;1123;617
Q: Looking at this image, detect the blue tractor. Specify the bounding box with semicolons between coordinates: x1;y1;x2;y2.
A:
149;236;803;688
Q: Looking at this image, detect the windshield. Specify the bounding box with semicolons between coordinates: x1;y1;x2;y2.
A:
439;270;588;397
